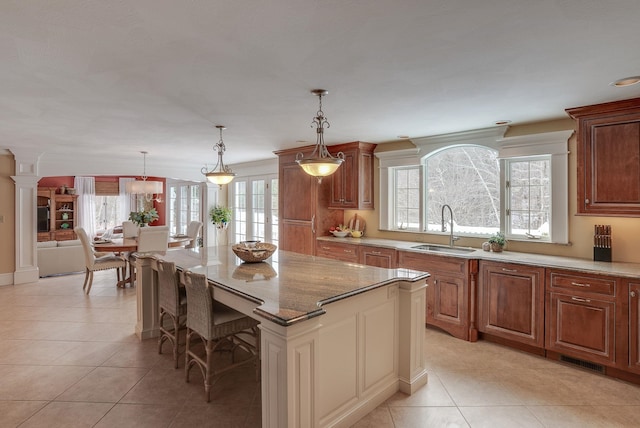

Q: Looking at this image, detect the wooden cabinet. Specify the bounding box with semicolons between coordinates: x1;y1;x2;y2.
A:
478;261;545;349
398;251;478;341
276;147;344;255
628;281;640;374
359;246;396;268
327;142;376;210
316;240;359;263
37;187;78;241
567;97;640;216
545;269;618;367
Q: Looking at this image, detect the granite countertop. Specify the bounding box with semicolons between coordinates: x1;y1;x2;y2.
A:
317;235;640;279
161;246;429;326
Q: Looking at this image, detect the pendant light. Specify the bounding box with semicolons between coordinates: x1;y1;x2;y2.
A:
125;151;163;202
201;125;236;187
296;89;344;182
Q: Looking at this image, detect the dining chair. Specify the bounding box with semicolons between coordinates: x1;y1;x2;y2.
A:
122;220;139;238
129;225;170;286
157;260;187;368
75;227;127;294
183;270;260;402
185;220;203;249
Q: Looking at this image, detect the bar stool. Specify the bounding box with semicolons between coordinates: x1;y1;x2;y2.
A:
157;260;187;368
183;270;260;402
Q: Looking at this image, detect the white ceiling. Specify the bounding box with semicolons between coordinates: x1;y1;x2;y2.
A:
2;0;640;180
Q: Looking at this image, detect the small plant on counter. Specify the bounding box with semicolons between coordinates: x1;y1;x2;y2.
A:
488;231;506;252
129;208;159;227
210;205;232;229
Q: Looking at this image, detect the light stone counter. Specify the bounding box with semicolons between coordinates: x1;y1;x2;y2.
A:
318;236;640;278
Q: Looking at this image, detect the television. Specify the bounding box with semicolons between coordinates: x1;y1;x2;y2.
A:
37;206;49;232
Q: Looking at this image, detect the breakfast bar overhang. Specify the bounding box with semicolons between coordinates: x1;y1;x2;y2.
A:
135;247;429;428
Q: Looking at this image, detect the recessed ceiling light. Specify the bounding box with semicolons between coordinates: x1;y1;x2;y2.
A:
610;76;640;87
494;120;512;125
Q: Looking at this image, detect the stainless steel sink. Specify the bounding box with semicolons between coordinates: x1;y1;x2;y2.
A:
411;244;476;254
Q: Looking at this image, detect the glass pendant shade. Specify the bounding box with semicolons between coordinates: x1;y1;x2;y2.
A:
126;151;163;202
296;89;344;181
298;158;342;177
205;171;236;185
202;125;235;187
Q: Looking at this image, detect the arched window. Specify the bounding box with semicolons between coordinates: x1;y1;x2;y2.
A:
424;145;500;235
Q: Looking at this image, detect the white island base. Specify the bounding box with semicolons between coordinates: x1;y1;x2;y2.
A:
136;251;428;428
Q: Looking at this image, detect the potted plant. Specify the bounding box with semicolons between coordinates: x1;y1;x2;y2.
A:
488;231;506;252
129;208;159;227
210;205;232;229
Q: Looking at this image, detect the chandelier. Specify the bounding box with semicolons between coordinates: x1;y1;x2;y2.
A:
296;89;344;182
202;125;236;187
125;151;163;202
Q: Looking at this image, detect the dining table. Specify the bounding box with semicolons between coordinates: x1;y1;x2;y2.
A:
93;235;192;287
92;235;192;253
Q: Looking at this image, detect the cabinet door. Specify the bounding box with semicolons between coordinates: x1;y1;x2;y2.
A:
628;282;640;374
428;274;466;337
478;261;545;348
359;246;396;268
546;291;616;366
567;97;640;216
329;149;356;208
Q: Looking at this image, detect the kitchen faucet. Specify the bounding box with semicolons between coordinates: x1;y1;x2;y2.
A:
441;204;459;247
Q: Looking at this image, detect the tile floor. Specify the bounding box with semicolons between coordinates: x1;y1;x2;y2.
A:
1;271;639;427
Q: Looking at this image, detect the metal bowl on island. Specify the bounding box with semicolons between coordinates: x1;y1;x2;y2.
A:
232;241;277;263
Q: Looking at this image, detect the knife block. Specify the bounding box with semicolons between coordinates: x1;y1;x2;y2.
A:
593;247;611;262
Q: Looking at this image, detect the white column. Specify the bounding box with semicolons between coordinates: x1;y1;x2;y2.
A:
135;256;161;340
10;148;42;284
397;279;428;394
260;319;321;428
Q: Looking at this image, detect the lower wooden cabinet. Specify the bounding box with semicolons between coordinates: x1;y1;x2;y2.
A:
478;261;545;348
359;246;396;268
545;269;618;367
398;251;478;341
628;281;640;374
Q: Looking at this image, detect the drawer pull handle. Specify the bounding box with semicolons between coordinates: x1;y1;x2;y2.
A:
571;282;590;288
344;250;352;253
322;246;330;250
370;251;381;255
571;296;591;303
501;268;518;273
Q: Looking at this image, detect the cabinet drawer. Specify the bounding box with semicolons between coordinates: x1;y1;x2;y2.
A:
397;251;466;275
359;246;396;268
316;241;359;263
549;272;615;296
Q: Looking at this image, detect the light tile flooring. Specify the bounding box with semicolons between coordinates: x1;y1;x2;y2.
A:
1;271;639;427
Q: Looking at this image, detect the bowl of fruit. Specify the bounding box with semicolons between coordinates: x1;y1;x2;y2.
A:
330;225;350;238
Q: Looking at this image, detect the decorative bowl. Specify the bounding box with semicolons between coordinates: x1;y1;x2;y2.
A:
232;242;277;263
332;230;349;238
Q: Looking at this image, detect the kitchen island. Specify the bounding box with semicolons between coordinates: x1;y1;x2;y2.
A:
134;246;429;428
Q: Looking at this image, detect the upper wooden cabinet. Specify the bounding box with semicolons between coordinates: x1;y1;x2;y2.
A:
566;97;640;216
275;147;344;256
327;142;376;210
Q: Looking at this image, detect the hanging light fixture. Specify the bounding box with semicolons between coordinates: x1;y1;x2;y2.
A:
201;125;236;187
296;89;344;182
125;151;163;202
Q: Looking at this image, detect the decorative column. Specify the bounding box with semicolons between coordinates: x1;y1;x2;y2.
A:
397;279;428;394
9;148;42;284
